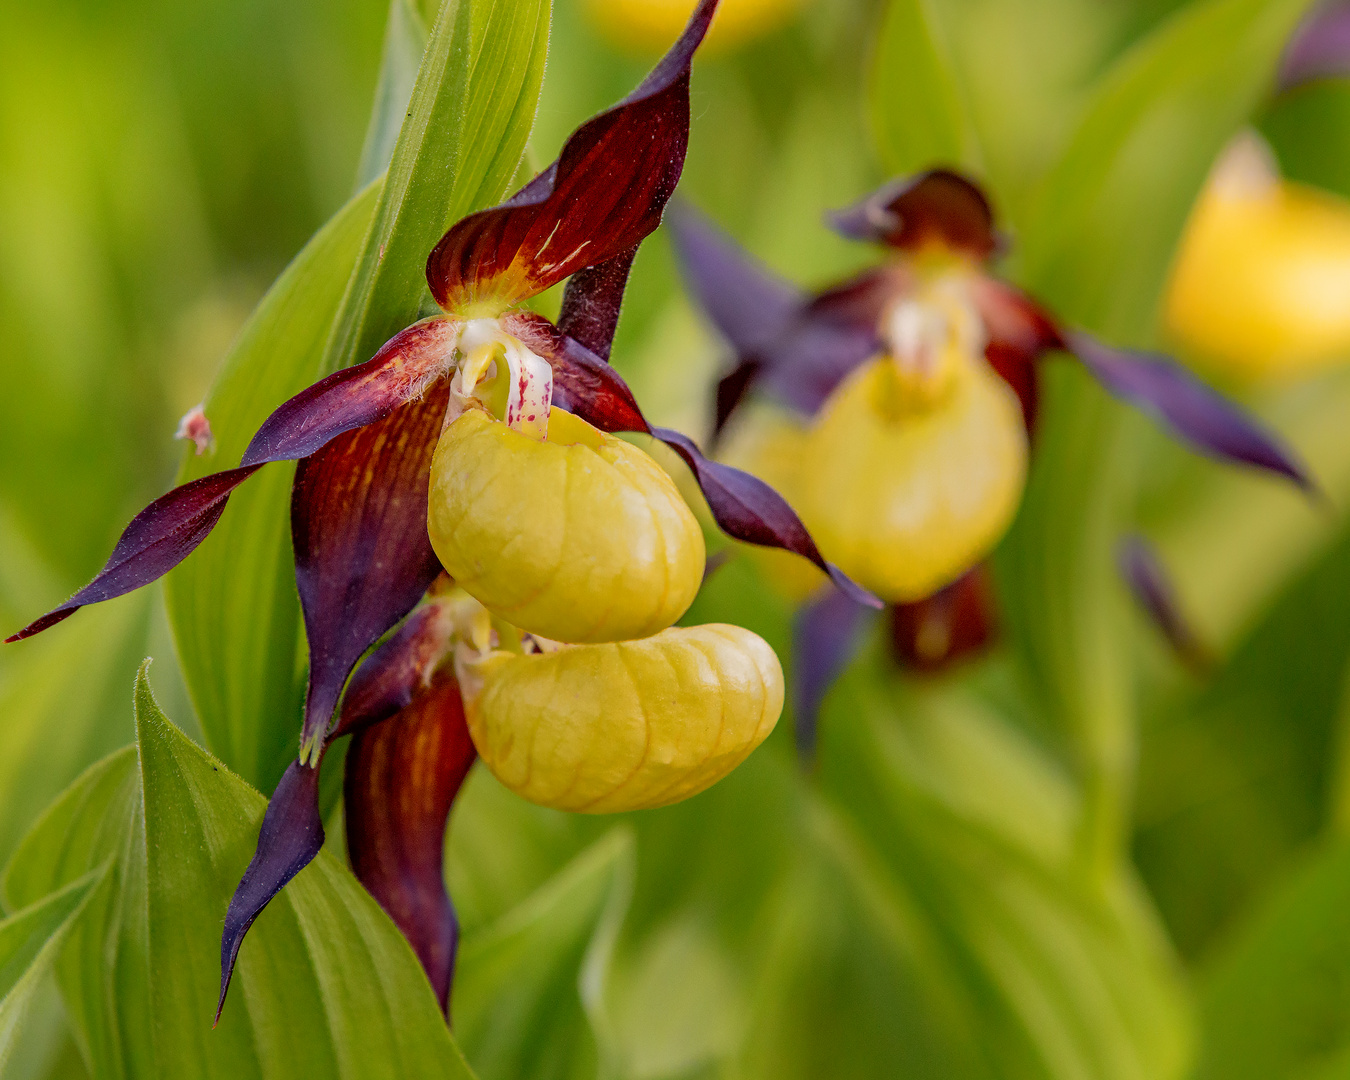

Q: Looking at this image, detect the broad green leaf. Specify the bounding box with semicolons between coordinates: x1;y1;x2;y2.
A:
870;0;979;178
0;873;100;1073
1018;0;1314;338
324;0;553;375
1196;835;1350;1079
356;0;432;192
4;665;477;1079
455;829;633;1080
165;184;380;794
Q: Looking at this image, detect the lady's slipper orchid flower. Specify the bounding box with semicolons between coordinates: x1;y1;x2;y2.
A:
7;0;866;1020
671;169;1312;755
587;0;804;54
1165;133;1350;381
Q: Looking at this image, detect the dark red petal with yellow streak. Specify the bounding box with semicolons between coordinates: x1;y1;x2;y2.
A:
345;673;476;1016
218;760;324;1023
890;564;998;673
827;170;999;258
424;0;719;310
6;318;457;644
503;312;880;609
290;383;451;754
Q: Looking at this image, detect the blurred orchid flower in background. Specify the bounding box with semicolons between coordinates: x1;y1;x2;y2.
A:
586;0;807;53
672;168;1313;755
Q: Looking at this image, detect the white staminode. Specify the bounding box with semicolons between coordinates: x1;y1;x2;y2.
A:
884;277;987;382
449;318;554;441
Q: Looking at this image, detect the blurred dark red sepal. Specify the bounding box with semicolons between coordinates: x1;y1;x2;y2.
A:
890;564;998;673
6;318;457;643
424;0;719;311
1279;0;1350;89
217;759;325;1024
218;596;460;1021
504;312;880;609
291;383;450;752
1117;534;1213;673
827;170;999;259
970;278;1063;432
345;672;476;1017
791;588;876;761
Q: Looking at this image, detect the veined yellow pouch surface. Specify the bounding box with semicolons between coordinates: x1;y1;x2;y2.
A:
428;408;705;644
468;624;784;813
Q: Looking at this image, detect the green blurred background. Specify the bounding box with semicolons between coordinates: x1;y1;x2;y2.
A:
6;0;1350;1076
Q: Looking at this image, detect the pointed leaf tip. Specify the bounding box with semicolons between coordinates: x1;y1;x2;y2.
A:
1068;331;1316;492
218;761;324;1023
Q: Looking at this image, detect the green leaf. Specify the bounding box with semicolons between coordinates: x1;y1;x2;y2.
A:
3;664;477;1079
0;873;101;1072
324;0;553;375
356;0;432;192
869;0;978;178
1018;0;1315;338
454;829;633;1080
1196;835;1350;1079
165;183;381;794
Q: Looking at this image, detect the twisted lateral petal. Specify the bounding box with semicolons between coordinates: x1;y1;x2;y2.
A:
1066;331;1315;491
428;408;705;643
827;170;999;258
792;589;875;761
425;0;720;310
6;318;459;643
558;246;639;360
468;625;783;813
890;564;998;673
345;674;476;1016
504;312;881;608
291;384;451;755
1279;0;1350;88
218;760;324;1023
1117;535;1213;672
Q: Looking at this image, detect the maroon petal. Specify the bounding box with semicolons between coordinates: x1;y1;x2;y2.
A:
890;565;998;673
557;246;639;361
290;384;451;757
504;312;880;608
827;170;999;259
1066;331;1315;490
1117;535;1213;673
218;759;324;1023
7;319;457;644
1279;0;1350;88
425;0;720;311
792;588;875;761
345;673;476;1016
970;277;1063;433
332;598;458;741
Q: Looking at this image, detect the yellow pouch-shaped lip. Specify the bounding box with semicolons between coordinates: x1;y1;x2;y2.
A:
798;357;1027;603
468;624;784;814
428;408;705;644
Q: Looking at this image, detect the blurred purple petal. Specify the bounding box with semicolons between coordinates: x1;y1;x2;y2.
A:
218;760;324;1023
1279;0;1350;89
1067;331;1314;490
793;589;875;760
290;385;450;756
345;674;476;1016
891;565;998;673
558;246;639;361
827;170;999;258
1118;534;1213;673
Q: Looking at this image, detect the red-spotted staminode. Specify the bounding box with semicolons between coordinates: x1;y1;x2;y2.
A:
671;170;1312;754
6;0;876;1022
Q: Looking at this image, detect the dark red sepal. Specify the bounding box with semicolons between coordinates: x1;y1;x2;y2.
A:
291;384;450;754
890;565;998;673
1117;535;1213;673
1066;331;1315;491
791;588;875;761
345;672;476;1016
218;760;324;1023
558;246;639;361
7;319;457;644
503;312;880;608
827;170;999;259
425;0;720;311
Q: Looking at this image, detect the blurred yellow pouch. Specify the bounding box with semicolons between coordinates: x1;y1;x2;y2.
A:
428;407;705;644
467;624;784;813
